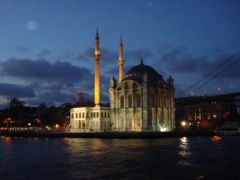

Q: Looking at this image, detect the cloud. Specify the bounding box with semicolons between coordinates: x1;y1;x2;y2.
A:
26;20;38;31
160;47;209;73
0;57;112;106
37;50;51;58
0;58;93;87
0;83;35;98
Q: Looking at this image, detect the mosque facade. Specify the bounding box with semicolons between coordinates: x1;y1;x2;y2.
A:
70;30;175;132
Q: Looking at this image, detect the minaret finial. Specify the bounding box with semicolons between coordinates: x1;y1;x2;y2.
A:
120;33;123;45
96;27;99;40
140;57;143;64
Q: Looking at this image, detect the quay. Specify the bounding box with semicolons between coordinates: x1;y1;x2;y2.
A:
0;130;215;139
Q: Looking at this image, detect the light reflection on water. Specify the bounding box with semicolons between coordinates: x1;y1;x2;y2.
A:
178;137;192;167
0;136;240;179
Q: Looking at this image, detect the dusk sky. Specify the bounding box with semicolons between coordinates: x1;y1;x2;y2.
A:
0;0;240;107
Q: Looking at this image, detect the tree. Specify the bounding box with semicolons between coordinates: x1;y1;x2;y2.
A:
9;97;25;109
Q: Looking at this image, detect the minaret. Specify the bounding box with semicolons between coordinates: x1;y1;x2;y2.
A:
94;28;101;106
118;34;124;82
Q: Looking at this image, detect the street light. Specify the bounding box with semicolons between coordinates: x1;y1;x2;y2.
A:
181;121;187;127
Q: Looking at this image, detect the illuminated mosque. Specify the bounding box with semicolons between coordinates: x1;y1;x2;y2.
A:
70;30;175;132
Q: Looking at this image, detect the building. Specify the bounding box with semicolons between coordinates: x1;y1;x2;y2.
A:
175;92;240;128
70;29;111;132
70;30;175;132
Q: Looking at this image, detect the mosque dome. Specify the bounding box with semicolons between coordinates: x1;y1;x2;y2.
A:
126;63;160;76
124;60;162;84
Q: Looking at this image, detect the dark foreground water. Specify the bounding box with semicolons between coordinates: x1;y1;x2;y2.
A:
0;136;239;180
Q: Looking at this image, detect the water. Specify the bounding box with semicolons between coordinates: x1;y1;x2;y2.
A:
0;136;239;180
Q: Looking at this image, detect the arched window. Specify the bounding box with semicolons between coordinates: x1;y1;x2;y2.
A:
136;94;141;107
128;95;132;108
120;96;124;108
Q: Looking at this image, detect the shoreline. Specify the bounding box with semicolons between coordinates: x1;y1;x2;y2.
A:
0;130;216;139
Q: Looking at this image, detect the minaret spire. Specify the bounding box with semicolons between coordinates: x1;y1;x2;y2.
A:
118;34;124;82
96;27;99;40
94;28;101;106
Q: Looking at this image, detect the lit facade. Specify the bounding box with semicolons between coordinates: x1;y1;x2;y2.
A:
110;60;175;132
70;106;111;132
70;30;175;132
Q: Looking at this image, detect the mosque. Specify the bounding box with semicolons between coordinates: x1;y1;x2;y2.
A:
70;30;175;132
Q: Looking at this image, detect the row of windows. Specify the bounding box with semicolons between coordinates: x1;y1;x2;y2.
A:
72;111;110;119
120;94;141;108
120;94;173;108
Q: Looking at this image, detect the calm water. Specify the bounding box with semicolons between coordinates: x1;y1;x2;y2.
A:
0;136;239;180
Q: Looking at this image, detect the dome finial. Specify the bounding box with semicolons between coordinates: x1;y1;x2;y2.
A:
140;57;143;65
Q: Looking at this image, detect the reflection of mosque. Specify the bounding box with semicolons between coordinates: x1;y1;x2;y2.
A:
70;30;175;132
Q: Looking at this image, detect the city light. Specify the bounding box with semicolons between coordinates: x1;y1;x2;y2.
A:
181;121;187;127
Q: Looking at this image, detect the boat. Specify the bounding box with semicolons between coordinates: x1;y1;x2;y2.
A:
215;122;240;135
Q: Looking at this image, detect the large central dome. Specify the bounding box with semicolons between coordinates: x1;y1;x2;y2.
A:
126;62;160;76
123;61;162;84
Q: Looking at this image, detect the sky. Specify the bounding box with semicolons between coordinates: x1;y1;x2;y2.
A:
0;0;240;107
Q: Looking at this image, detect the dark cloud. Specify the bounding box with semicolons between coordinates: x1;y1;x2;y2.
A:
160;47;209;73
0;57;111;106
0;83;35;98
56;50;75;61
0;58;93;87
203;54;240;79
37;90;75;104
37;50;51;58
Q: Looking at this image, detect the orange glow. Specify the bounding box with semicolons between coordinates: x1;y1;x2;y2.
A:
4;136;12;143
55;124;60;129
211;136;221;141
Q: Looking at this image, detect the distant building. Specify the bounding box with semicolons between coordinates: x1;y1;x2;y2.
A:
175;93;240;128
70;30;175;132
